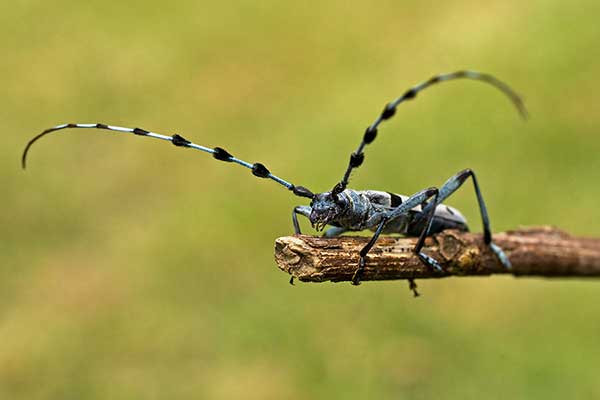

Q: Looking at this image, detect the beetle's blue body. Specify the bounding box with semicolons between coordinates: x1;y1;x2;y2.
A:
295;189;467;236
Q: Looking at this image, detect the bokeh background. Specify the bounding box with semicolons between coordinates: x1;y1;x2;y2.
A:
2;1;600;399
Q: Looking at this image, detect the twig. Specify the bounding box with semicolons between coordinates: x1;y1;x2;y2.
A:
274;226;600;283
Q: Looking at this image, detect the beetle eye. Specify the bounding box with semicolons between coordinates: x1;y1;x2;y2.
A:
333;193;345;206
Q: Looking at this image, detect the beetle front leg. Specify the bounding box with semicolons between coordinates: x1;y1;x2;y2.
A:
289;205;312;285
292;205;311;235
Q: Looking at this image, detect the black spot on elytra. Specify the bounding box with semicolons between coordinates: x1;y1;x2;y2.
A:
388;193;403;208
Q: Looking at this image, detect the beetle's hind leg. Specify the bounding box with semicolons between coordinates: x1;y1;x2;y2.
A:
425;168;512;269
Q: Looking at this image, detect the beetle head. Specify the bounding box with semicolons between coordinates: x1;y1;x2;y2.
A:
309;191;347;231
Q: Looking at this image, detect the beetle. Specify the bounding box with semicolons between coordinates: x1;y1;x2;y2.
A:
22;70;526;295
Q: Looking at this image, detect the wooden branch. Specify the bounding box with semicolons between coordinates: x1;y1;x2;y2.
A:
274;226;600;283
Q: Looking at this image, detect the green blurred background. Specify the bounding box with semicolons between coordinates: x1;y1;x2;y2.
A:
2;1;600;398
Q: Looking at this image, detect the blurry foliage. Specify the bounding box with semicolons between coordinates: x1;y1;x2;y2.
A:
1;0;600;399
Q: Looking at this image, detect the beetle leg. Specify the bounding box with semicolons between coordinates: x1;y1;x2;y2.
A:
292;205;311;235
424;168;511;269
352;187;440;286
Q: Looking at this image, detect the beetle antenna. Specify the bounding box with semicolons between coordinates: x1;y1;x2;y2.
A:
332;70;528;194
22;123;314;199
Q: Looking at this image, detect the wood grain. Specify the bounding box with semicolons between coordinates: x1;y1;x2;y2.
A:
274;226;600;283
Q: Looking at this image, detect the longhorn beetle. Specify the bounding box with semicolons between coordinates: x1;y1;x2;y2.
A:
22;70;526;296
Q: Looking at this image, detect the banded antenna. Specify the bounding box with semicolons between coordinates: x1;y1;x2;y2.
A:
21;123;315;199
332;70;527;195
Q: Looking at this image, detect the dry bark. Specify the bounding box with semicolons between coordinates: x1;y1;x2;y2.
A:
274;226;600;283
